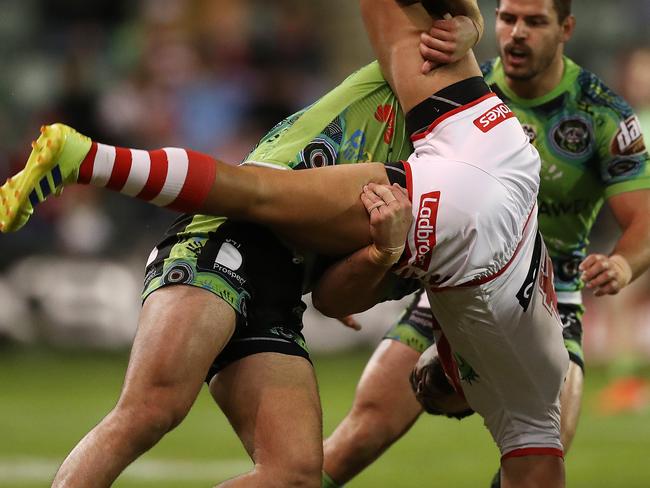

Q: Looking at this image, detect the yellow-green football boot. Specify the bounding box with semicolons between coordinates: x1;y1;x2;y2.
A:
0;123;91;233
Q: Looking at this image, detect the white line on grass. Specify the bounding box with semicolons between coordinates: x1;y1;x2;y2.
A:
0;457;252;483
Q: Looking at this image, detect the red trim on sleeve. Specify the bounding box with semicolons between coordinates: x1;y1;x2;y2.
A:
105;146;133;191
501;447;564;461
136;149;168;201
411;93;497;142
167;149;217;212
77;142;98;184
402;160;413;202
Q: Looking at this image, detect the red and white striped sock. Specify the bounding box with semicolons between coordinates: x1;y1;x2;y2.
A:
77;142;217;212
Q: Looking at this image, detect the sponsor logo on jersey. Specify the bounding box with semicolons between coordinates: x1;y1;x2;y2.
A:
342;129;367;161
213;242;246;285
413;191;441;272
374;104;396;144
473;103;514;132
611;115;646;155
215;241;243;270
145;247;159;267
607;157;642;179
551;117;592;157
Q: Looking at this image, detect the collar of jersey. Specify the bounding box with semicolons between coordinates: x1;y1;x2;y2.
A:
492;56;580;108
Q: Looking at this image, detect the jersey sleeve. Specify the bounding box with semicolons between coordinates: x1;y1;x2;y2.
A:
480;59;496;79
590;80;650;198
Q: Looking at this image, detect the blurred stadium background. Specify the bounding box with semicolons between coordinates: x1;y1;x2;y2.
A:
1;0;649;486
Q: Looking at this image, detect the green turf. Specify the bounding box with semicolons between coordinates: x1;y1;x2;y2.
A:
1;347;649;487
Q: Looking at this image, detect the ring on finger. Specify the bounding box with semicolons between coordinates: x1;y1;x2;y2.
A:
368;201;386;212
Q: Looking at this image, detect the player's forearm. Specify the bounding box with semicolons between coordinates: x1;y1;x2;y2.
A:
312;246;395;317
610;218;650;282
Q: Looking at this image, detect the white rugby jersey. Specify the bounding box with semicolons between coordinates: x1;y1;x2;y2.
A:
397;94;541;288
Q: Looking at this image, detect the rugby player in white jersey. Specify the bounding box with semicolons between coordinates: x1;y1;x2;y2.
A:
1;1;569;486
319;1;650;487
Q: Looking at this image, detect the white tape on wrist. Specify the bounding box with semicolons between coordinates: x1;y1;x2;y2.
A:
368;243;405;267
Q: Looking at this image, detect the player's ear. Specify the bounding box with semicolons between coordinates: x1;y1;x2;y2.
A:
561;14;576;43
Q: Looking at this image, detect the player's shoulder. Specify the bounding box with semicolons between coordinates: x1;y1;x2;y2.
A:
571;59;635;119
479;58;498;80
339;61;386;88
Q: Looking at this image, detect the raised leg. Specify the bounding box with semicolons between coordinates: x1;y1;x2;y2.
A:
0;122;391;255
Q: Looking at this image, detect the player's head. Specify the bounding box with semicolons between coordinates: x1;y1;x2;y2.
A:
495;0;576;82
410;345;474;420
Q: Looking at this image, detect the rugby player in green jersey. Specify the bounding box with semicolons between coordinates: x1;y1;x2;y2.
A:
0;3;488;487
320;1;650;487
3;1;580;485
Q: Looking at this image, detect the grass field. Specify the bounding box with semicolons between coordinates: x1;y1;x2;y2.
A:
1;347;649;487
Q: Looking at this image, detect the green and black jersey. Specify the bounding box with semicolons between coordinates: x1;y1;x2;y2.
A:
482;57;650;293
173;62;412;237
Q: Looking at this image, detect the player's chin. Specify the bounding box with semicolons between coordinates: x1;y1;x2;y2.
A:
502;64;536;81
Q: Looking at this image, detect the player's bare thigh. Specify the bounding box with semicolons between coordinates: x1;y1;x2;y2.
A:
210;162;391;255
209;352;322;471
120;286;236;417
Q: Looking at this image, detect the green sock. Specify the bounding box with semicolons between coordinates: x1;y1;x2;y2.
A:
322;471;342;488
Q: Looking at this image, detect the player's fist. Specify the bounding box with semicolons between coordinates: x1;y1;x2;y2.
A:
419;15;479;73
361;183;412;267
579;253;632;296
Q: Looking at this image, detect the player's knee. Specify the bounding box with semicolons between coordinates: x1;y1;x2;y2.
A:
347;398;400;448
284;459;322;488
254;455;322;487
115;388;192;438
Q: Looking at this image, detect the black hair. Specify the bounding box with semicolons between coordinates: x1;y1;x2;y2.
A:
411;355;475;420
496;0;572;23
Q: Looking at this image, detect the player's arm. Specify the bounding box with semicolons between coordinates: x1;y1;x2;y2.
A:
312;183;412;317
397;1;482;71
580;189;650;295
360;0;482;113
418;14;482;73
397;0;483;29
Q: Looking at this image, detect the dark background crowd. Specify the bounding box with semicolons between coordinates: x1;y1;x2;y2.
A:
0;0;649;361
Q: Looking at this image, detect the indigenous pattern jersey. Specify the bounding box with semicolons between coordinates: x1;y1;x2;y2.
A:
482;57;650;292
244;62;411;170
174;61;412;238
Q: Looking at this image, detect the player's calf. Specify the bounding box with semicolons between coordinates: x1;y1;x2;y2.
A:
0;123;218;232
